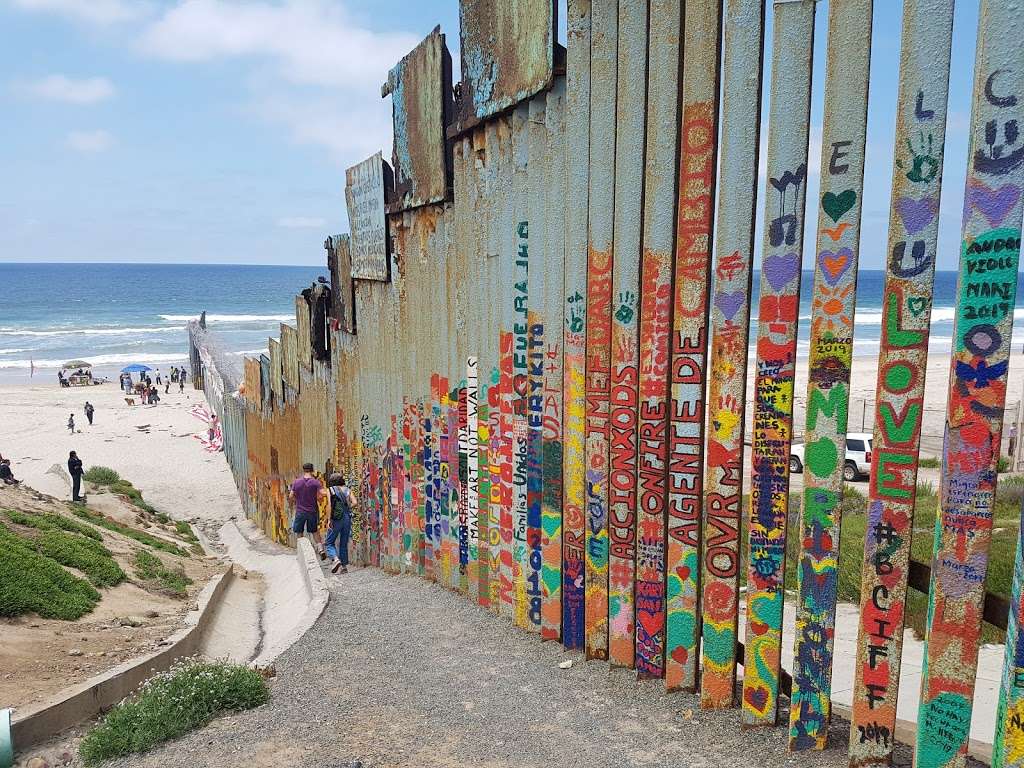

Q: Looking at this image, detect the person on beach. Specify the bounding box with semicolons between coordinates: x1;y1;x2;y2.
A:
84;401;94;426
68;451;84;502
326;473;356;574
155;369;161;385
179;375;185;393
0;459;19;485
67;413;75;433
289;462;327;559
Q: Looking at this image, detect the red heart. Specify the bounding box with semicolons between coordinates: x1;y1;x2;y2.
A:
750;620;769;636
676;565;690;582
671;646;688;664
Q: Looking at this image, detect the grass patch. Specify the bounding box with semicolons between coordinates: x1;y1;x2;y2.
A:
5;509;103;541
999;455;1012;473
918;457;940;469
174;520;199;544
108;480;158;515
34;529;126;588
83;466;120;485
69;504;189;557
134;551;192;597
79;659;269;765
0;522;100;619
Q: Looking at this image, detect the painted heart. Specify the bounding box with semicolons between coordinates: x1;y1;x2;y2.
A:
744;685;769;713
819;248;853;286
763;252;799;292
967;179;1022;228
823;222;851;242
715;291;745;321
671;645;689;665
675;565;691;583
822;189;857;223
907;296;928;316
895;195;938;235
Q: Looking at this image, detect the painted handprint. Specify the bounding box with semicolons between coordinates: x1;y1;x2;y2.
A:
614;290;637;325
898;131;939;184
711;394;741;441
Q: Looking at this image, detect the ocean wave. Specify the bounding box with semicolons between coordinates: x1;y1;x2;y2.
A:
0;347;30;355
233;349;269;356
0;353;188;370
0;326;180;338
158;313;293;323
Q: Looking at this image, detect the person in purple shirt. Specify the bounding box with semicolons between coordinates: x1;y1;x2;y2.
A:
289;462;327;558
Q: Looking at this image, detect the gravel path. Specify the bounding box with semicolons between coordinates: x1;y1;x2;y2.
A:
108;567;939;768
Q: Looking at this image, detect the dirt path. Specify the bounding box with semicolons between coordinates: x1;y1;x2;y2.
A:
103;567;977;768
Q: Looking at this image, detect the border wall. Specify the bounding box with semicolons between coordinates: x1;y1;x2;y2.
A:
191;1;1024;765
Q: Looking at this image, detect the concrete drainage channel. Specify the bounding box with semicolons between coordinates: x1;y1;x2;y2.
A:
5;521;329;763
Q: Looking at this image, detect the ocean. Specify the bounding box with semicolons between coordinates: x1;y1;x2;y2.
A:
1;263;1023;383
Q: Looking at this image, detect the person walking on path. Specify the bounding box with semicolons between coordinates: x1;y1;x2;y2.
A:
84;401;94;426
289;462;327;558
326;473;356;574
67;413;75;433
68;450;84;502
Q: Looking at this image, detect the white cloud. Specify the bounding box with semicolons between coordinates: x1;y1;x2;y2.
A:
138;0;418;89
10;0;149;25
15;74;115;104
65;129;114;152
277;216;327;229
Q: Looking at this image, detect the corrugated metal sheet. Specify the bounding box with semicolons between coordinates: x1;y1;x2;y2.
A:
384;26;453;212
280;323;299;395
269;337;283;407
295;295;312;371
453;0;555;133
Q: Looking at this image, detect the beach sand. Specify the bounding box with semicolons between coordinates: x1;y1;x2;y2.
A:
0;381;243;522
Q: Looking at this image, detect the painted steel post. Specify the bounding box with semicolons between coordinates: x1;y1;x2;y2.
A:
562;0;592;651
789;0;873;751
916;2;1024;765
700;0;765;710
635;0;679;680
607;0;647;669
584;0;617;662
541;78;567;642
741;0;815;728
847;2;955;764
512;102;531;627
996;498;1024;767
664;0;722;694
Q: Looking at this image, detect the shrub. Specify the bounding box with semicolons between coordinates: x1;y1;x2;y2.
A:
79;659;269;765
997;475;1024;510
918;457;940;469
842;485;868;515
999;455;1012;473
175;520;199;543
69;504;189;557
83;466;120;485
5;509;103;541
35;529;126;588
0;522;100;619
134;551;192;597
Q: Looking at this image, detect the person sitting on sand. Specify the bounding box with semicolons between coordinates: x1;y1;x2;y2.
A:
289;462;327;559
68;451;84;502
0;459;19;485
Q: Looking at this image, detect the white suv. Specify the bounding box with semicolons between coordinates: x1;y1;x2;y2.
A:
789;432;873;482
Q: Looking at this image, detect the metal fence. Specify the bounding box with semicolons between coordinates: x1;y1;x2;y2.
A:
199;1;1024;765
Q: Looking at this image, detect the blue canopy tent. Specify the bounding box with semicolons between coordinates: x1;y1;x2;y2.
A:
120;364;151;373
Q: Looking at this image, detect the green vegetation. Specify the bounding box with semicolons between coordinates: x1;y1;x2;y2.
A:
0;521;100;619
69;504;189;557
79;660;269;765
5;509;102;540
134;551;192;597
83;465;121;485
918;457;940;469
174;520;199;544
34;529;126;588
108;479;158;515
999;455;1012;473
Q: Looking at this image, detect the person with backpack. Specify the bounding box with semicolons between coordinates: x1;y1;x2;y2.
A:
325;473;356;574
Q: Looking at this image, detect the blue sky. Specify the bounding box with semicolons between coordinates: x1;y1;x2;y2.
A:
0;0;980;267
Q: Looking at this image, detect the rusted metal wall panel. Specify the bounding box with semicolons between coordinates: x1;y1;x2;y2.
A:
607;0;645;671
561;0;590;652
848;2;955;763
636;0;679;679
583;0;615;662
789;0;873;751
455;0;554;132
347;153;394;281
268;337;282;408
742;0;816;728
327;234;356;334
384;27;453;213
280;323;299;395
919;2;1024;765
664;0;722;694
700;0;765;710
243;356;262;409
295;295;312;372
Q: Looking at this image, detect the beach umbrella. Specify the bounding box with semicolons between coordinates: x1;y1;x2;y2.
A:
62;360;91;369
120;363;152;373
